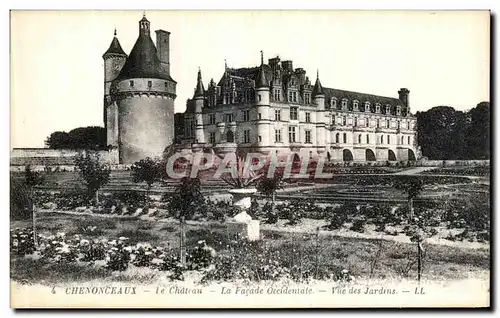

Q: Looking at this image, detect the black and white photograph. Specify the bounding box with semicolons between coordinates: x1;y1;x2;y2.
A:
8;10;491;308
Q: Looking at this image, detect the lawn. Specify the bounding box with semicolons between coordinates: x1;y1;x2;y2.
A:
11;213;490;286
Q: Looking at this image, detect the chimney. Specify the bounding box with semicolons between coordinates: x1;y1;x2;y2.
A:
281;60;293;72
155;30;170;75
398;88;410;107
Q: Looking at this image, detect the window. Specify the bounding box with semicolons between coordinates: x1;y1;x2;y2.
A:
380;135;384;144
366;134;370;144
335;133;340;143
386;105;391;114
375;104;381;113
209;114;216;125
401;136;404;144
343;133;347;143
305;130;312;143
290;107;298;120
288;91;293;102
209;132;216;144
165;82;168;89
305;93;311;104
288;126;297;143
275;109;281;121
342;116;347;126
386;120;389;128
353;101;359;111
274;89;281;101
148;81;152;88
396;106;402;116
376;119;380;128
387;135;391;144
130;80;134;87
275;129;282;143
293;91;298;103
258;135;262;142
408;136;411;144
397;121;401;129
258;113;262;120
331;98;337;108
365;102;370;112
342;99;348;110
224;114;233;123
358;134;362;144
366;118;369;127
305;112;311;123
354;117;358;127
243;130;251;143
226;131;234;142
258;95;262;102
243;110;250;121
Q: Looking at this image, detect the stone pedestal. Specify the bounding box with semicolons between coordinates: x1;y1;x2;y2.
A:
227;219;260;241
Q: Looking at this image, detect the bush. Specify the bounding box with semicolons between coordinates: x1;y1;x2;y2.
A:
350;217;366;233
324;206;349;230
10;227;36;256
10;178;31;220
264;202;279;224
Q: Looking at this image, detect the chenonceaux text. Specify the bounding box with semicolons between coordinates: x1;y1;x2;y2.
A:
65;286;136;295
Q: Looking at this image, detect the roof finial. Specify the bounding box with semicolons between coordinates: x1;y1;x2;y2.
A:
260;50;264;65
224;59;227;70
114;28;117;37
143;11;146;18
317;69;319;79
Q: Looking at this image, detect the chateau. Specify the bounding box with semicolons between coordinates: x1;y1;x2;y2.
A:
178;54;420;162
103;14;176;164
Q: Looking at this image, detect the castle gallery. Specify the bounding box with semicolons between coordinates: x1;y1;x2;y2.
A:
104;15;420;164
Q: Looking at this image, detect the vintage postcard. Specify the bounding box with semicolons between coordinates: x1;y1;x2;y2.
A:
9;10;490;308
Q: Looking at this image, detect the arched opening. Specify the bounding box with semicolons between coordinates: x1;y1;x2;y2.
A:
335;133;339;143
365;149;376;161
327;151;331;161
408;149;416;161
226;130;234;143
358;135;362;144
388;149;396;161
343;149;354;161
366;134;370;144
343;133;347;143
401;136;404;144
292;153;301;169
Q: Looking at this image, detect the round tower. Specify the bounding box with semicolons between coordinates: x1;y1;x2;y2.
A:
193;68;206;144
255;51;271;150
102;29;127;148
312;70;327;153
113;14;177;164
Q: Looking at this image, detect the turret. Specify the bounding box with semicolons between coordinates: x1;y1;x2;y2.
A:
312;70;325;110
255;51;269;106
102;29;127;148
398;88;410;116
194;68;206;143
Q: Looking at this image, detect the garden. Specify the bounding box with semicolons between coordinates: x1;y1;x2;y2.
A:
10;152;490;286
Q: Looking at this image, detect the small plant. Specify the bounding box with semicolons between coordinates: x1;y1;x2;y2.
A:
350;217;367;233
74;151;110;205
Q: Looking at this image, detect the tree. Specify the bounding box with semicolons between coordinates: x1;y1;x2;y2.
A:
74;151;110;205
167;177;205;265
131;157;161;199
24;165;44;247
256;172;285;221
392;176;425;281
45;126;106;150
465;102;490;159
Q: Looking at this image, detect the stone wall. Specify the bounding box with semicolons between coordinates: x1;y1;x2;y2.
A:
10;148;119;169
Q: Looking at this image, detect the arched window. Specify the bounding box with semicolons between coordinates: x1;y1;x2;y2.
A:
401;136;404;144
343;133;347;143
226;130;234;142
387;135;391;144
358;134;362;144
335;133;339;143
408;136;411;144
366;134;370;144
380;135;384;144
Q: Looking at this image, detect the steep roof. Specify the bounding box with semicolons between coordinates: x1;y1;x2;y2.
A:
217;65;272;87
312;76;325;97
323;87;404;106
194;69;205;97
117;33;173;81
255;64;269;88
103;34;127;57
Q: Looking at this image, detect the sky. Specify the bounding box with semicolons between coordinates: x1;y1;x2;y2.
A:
10;10;490;148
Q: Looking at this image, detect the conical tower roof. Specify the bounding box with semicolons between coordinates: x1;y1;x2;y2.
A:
255;51;269;88
194;68;205;98
312;70;325;97
103;30;127;57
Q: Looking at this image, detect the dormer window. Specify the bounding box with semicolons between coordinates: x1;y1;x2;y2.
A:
304;92;311;104
375;103;381;113
148;81;152;88
353;100;359;111
341;98;348;110
396;105;402;116
331;98;337;108
364;102;370;112
385;105;391;115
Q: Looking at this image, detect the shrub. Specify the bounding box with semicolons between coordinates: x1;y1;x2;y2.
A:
324;206;349;230
79;239;107;262
10;227;36;256
10;178;31;220
104;238;131;271
350;217;366;233
264;202;279;224
187;240;216;270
